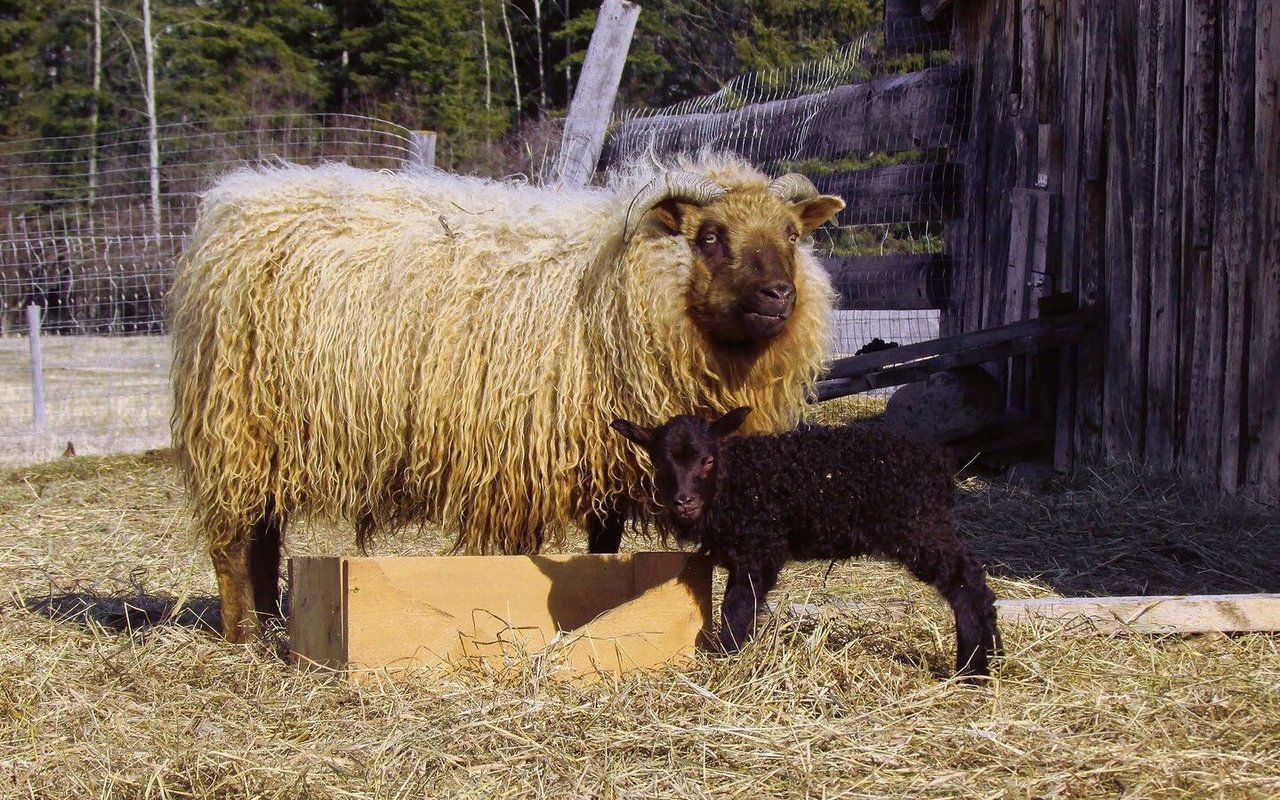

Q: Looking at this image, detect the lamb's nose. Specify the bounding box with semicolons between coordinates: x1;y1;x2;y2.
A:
674;494;696;508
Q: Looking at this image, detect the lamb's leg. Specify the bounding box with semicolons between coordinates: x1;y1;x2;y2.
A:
211;538;258;644
249;508;285;622
587;506;625;554
719;566;776;652
898;517;999;677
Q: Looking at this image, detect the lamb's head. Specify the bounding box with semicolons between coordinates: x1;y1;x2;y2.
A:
610;407;752;539
625;170;844;347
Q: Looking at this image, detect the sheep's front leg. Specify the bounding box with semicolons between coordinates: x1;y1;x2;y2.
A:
587;505;625;554
719;567;774;652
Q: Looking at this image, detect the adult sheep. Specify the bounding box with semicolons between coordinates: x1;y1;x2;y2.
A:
170;152;845;642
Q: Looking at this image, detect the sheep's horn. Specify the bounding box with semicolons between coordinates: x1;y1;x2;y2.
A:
765;173;820;202
623;171;726;241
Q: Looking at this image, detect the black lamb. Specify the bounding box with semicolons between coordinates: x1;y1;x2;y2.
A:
610;407;1000;678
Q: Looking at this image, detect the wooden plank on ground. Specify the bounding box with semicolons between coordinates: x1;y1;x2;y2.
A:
814;163;962;226
996;594;1280;634
551;0;640;186
820;253;950;311
779;593;1280;635
602;65;972;166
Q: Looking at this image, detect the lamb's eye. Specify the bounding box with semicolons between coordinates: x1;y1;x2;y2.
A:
788;233;799;244
700;456;715;476
702;232;718;245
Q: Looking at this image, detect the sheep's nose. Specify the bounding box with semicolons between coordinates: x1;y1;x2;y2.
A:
758;280;794;303
674;494;696;508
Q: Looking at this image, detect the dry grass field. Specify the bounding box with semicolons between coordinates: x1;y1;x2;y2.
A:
2;396;1279;798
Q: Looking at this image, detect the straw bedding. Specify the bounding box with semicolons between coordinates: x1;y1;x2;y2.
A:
3;437;1279;798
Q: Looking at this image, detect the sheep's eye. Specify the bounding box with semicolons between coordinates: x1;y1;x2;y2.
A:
788;232;799;244
699;456;715;476
702;232;718;245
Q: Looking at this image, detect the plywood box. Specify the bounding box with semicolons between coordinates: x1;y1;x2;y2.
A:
289;552;713;680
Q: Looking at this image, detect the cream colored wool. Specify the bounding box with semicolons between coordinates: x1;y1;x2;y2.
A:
170;154;836;554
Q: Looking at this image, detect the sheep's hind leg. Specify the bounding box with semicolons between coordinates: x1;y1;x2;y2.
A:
587;506;625;554
249;505;286;623
211;538;258;643
906;543;999;678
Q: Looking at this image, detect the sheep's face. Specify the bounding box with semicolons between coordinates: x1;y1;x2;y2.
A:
610;407;752;539
651;191;844;347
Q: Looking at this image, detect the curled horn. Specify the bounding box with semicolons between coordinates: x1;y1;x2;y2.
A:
623;171;727;241
765;173;820;202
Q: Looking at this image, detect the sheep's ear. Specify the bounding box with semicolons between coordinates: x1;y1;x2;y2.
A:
610;418;654;448
794;195;845;235
711;406;751;438
648;199;686;235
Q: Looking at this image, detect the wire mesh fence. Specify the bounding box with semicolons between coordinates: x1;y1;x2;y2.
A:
0;114;419;464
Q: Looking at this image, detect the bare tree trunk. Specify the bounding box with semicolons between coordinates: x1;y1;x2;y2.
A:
564;0;571;100
142;0;161;243
87;0;102;233
500;0;522;124
479;0;492;111
533;0;546;118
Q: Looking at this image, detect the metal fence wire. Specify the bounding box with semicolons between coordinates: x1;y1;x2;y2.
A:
0;114;418;464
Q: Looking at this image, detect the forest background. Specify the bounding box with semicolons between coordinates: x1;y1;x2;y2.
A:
0;0;881;175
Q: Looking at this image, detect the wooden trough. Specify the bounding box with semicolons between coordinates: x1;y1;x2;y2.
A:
288;552;712;681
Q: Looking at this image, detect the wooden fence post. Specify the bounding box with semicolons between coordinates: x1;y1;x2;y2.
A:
409;131;437;168
27;304;46;431
551;0;640;186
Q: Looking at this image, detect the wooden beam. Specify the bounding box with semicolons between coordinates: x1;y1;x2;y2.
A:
996;593;1280;635
885;0;952;55
919;0;952;23
602;65;971;167
814;163;962;226
552;0;640;186
815;306;1099;399
820;253;950;311
778;593;1280;635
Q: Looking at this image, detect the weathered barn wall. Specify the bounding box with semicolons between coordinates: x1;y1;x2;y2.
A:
946;0;1278;499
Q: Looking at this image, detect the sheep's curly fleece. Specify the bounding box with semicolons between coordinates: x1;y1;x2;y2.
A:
170;153;835;554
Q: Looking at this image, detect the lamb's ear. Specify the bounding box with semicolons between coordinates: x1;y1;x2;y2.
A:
610;418;654;448
711;406;752;438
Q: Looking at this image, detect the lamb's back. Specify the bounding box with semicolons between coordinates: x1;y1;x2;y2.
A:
715;423;954;557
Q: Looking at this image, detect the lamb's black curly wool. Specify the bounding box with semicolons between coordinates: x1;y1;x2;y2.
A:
612;408;1000;678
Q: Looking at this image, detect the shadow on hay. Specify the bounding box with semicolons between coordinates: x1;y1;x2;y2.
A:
954;468;1280;598
24;591;226;635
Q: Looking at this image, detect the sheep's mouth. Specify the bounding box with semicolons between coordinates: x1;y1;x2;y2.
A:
673;505;702;522
742;310;789;338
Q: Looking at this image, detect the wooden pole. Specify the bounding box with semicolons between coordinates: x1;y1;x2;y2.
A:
142;0;161;243
551;0;639;186
410;131;437;168
27;304;46;432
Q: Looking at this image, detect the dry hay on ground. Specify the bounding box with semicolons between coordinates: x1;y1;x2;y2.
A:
2;434;1278;798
